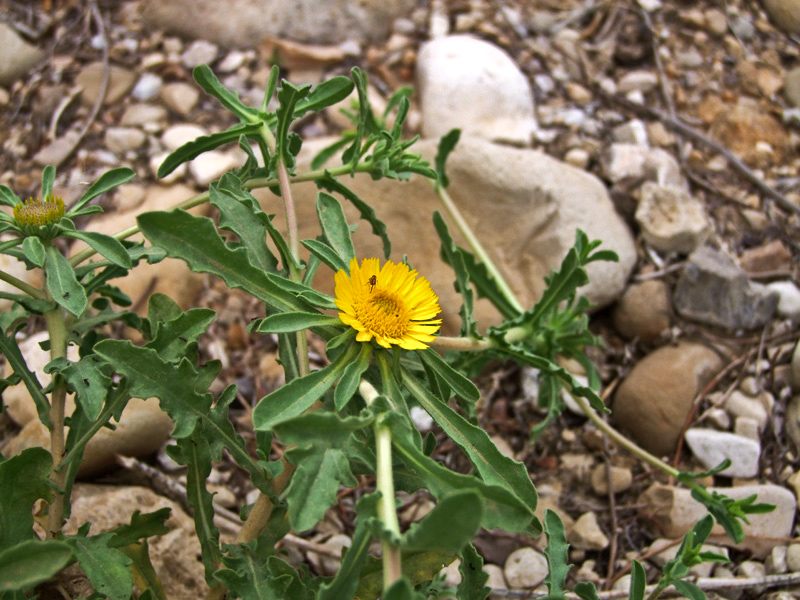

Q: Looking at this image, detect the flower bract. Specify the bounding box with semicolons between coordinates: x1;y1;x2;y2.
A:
335;257;442;350
13;195;65;229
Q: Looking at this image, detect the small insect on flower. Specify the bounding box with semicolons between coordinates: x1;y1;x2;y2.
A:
335;257;442;350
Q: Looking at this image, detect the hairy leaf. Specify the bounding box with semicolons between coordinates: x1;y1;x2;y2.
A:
403;490;482;553
67;533;133;600
0;540;73;592
45;246;87;315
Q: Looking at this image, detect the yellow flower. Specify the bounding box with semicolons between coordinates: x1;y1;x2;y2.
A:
335;257;442;350
13;195;65;228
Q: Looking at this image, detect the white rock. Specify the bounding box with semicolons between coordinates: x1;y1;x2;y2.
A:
564;147;590;169
590;464;633;495
180;39;218;68
120;103;168;128
0;23;45;87
767;281;800;320
734;416;761;441
612;119;649;145
188;151;241;186
617;70;659;94
410;406;433;431
161;124;209;151
604;143;684;186
484;563;506;590
569;512;609;550
766;545;788;574
786;541;800;571
104;127;147;154
132;72;163;100
160;82;200;116
725;390;769;431
217;50;248;72
684;428;760;477
504;547;548;589
416;35;537;145
440;558;461;586
635;182;710;254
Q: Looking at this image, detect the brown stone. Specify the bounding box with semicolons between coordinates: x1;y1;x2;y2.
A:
612;280;671;342
709;100;789;167
738;239;794;275
612;342;723;457
75;61;136;107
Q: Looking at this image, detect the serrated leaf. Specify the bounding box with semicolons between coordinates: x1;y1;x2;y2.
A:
457;543;490;600
0;448;52;548
108;509;171;548
629;560;646;600
214;542;290;600
301;238;348;273
93;339;212;439
67;533;133;600
434;129;460;188
433;212;478;338
317;174;391;259
212;174;279;272
254;311;341;334
60;230;132;268
402;370;538;528
459;249;521;319
193;64;260;124
168;436;220;583
21;236;45;267
0;540;73;592
543;509;571;598
403;490;482;553
145;307;216;363
316;192;355;266
157;124;259;178
70;167;136;214
41;165;56;199
252;342;359;431
293;76;354;117
45;246;88;315
0;328;51;429
334;342;371;410
419;348;479;405
48;355;111;421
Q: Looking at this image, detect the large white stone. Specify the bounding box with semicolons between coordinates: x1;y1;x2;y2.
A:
685;428;761;478
504;547;547;589
416;35;537;145
635;182;710;254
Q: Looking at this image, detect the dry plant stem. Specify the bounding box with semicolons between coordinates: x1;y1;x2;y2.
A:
359;379;402;591
44;305;69;538
435;185;524;314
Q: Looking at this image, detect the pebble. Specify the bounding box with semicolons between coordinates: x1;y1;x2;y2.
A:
705;8;728;36
568;512;609;550
786;542;800;571
639;483;796;557
503;547;548;588
439;558;461;586
611;279;671;342
612;119;649;145
150;152;187;183
104;127;147;154
160;82;200;116
724;390;769;431
739;239;794;275
217;50;248;72
784;67;800;108
188;151;241;186
762;0;800;35
685;428;760;477
180;39;219;68
674;247;780;331
32;130;82;166
161;124;209;151
734;417;760;441
635;182;711;254
617;70;659;94
564;147;590;169
766;281;800;320
603;143;683;186
121;103;169;128
766;545;788;574
0;23;45;87
590;464;633;495
709;100;788;167
416;35;537;145
613;342;722;457
75;61;136;106
410;406;434;431
484;564;506;590
132;72;163;100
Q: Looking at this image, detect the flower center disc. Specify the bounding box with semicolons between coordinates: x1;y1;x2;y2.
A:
355;289;409;339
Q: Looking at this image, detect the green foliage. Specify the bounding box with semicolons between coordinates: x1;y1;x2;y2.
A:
0;65;772;600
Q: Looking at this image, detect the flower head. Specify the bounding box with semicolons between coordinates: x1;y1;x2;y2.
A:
335;258;442;350
13;195;65;229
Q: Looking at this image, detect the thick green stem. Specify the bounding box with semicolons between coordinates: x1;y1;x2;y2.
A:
359;379;402;591
0;267;46;299
43;305;70;537
434;184;524;314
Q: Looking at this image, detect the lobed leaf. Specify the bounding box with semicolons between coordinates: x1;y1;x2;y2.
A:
543;509;571;598
433;211;479;338
0;448;53;549
434;129;460;188
457;543;490;600
193;64;260;123
67;533;133;600
0;328;51;429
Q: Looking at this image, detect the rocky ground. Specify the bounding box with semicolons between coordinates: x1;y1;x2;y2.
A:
3;0;800;598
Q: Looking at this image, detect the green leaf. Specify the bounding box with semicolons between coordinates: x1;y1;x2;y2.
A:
117;541;167;600
460;249;521;320
457;543;490;600
273;410;374;448
157;124;259;178
0;447;53;548
402;370;539;526
93;339;212;439
70;167;136;214
433;211;478;338
294;76;354;117
275;81;311;168
41;165;56;199
0;329;51;429
47;355;111;421
435;129;460;188
575;582;602;600
45;246;88;315
317;175;391;259
301;238;348;273
334;342;371;411
108;509;171;548
193;64;260;123
0;540;73;592
629;560;646;600
672;579;706;600
419;348;479;405
212;174;279;272
168;437;220;583
214;543;291;600
355;550;455;600
316;192;355;266
67;533;133;600
252;343;359;431
145;307;216;363
0;185;21;208
403;490;483;553
543;509;571;598
21;236;45;267
253;311;342;334
60;230;132;268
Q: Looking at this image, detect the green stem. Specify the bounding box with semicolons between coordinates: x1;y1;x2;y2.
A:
0;267;46;299
359;379;402;591
43;304;69;537
434;184;524;314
